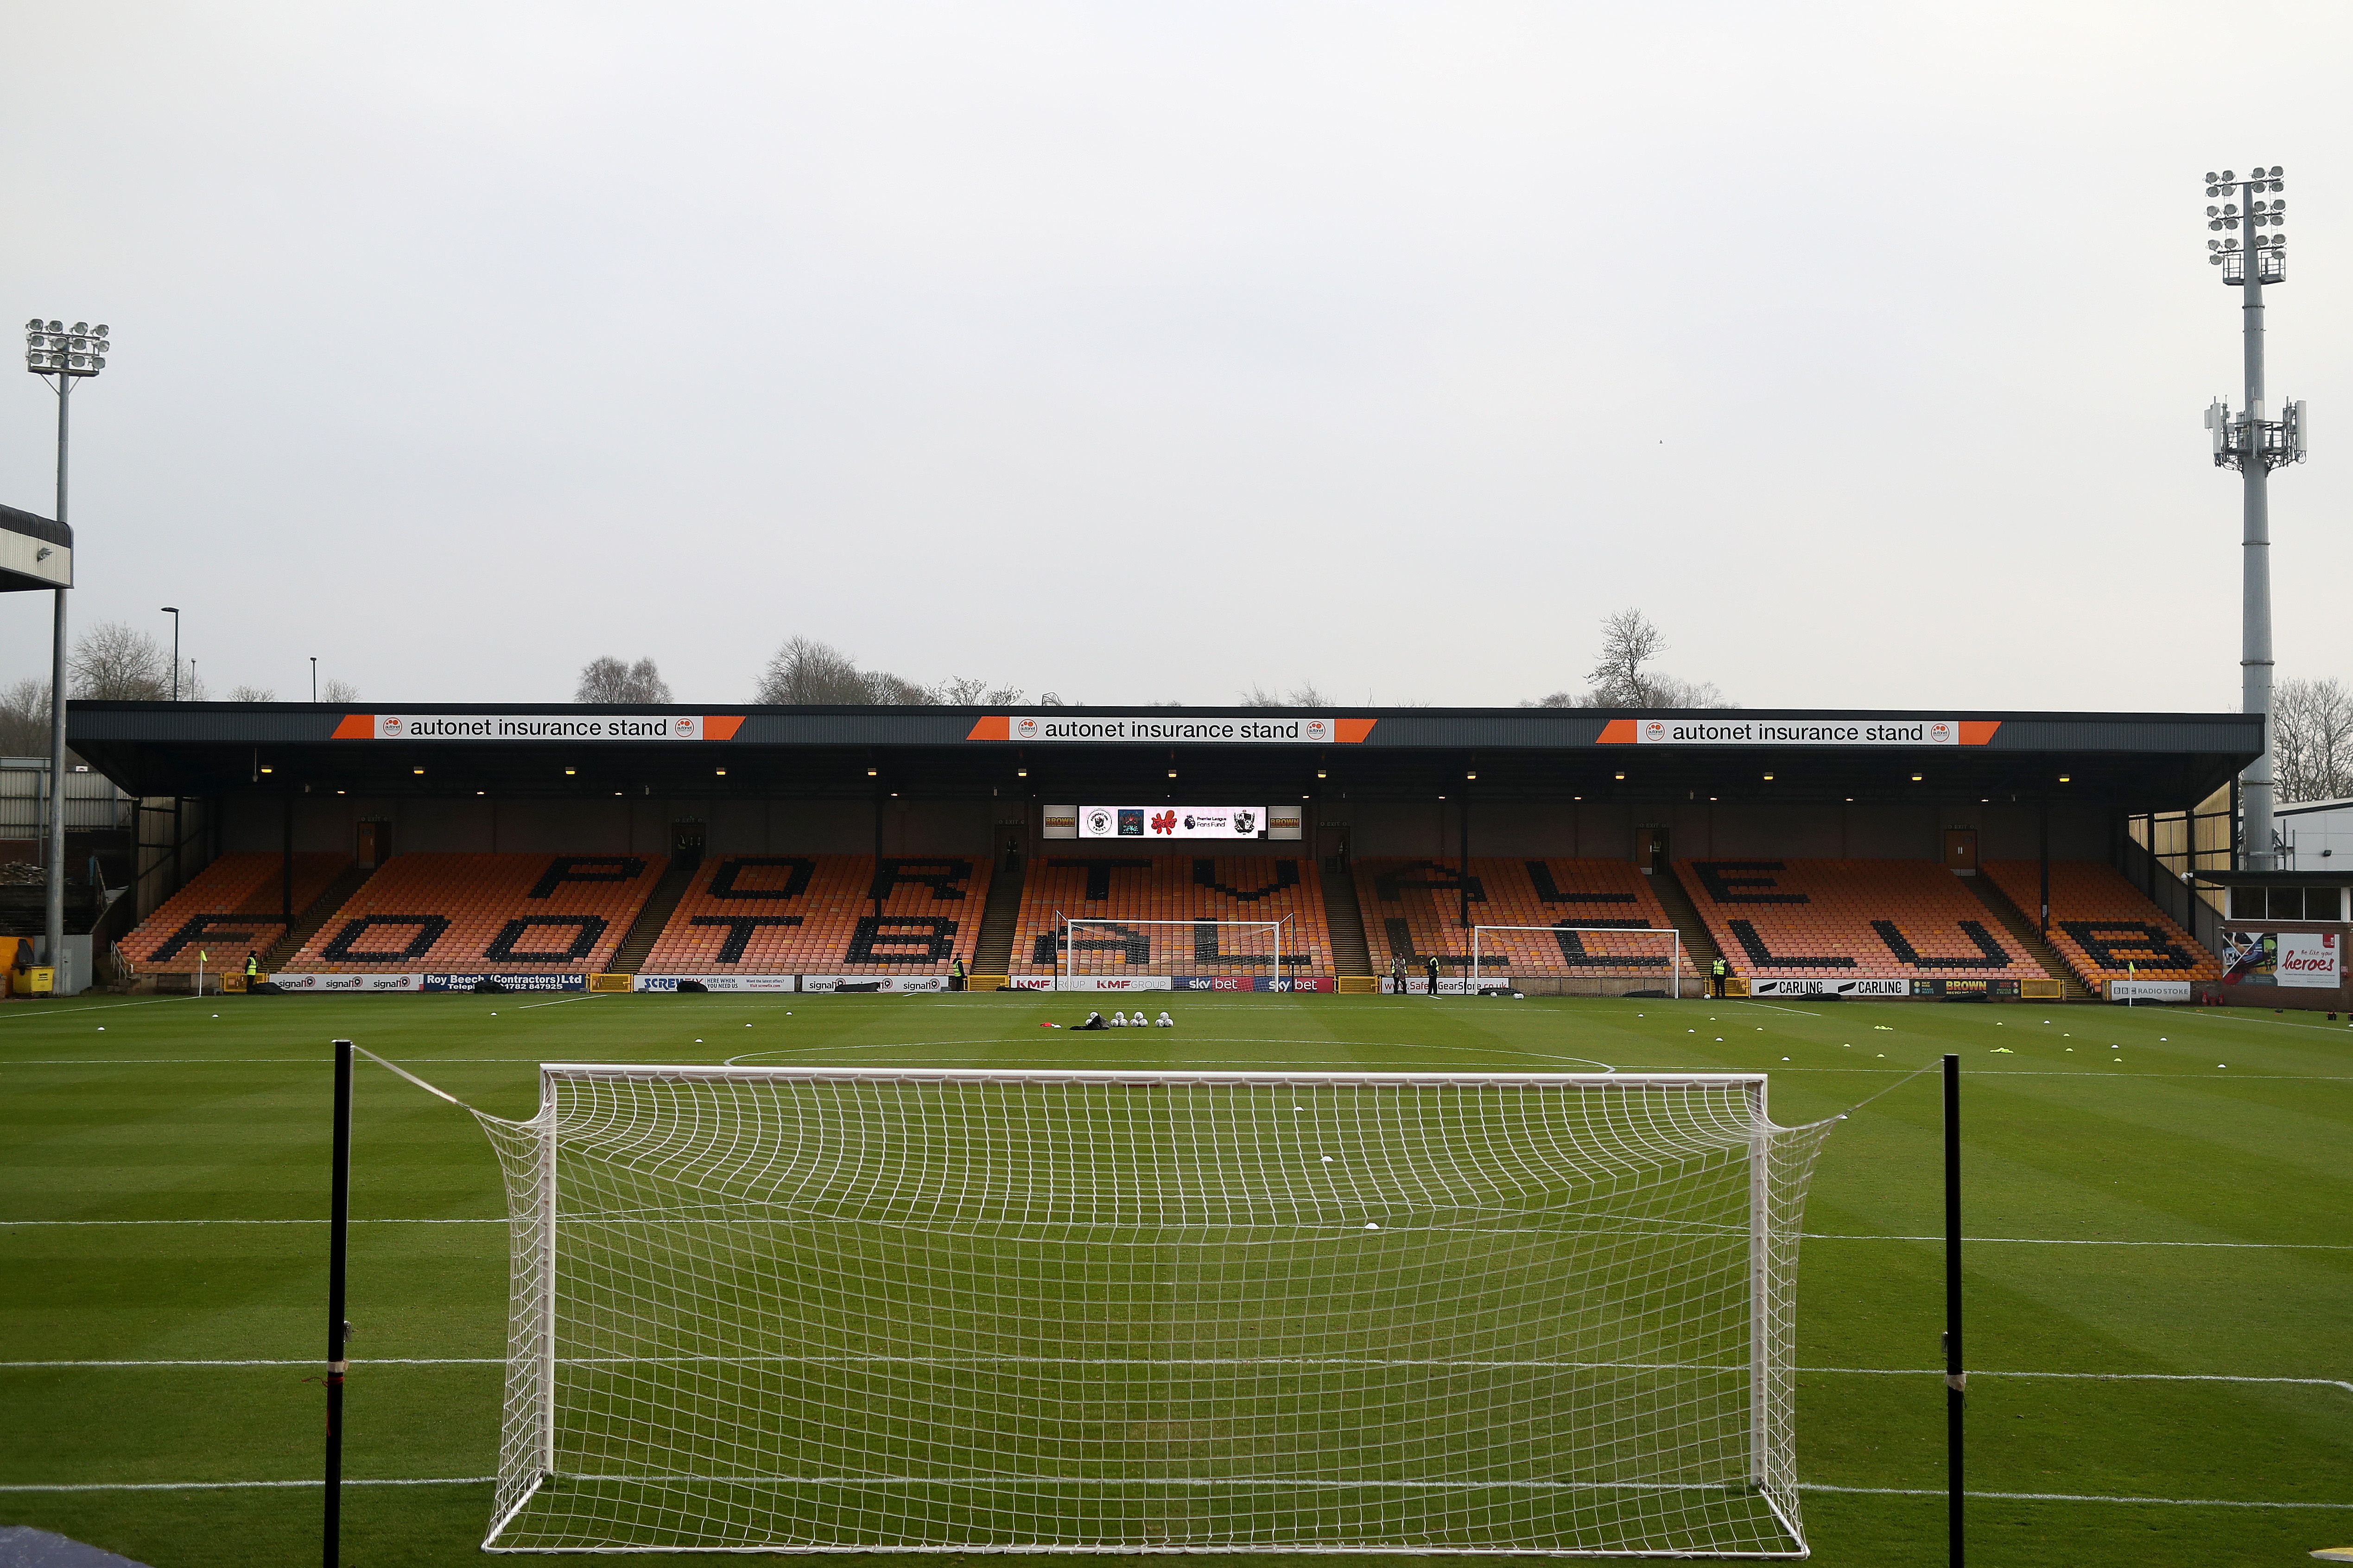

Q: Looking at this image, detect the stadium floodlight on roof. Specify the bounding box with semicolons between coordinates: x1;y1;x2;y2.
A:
2199;166;2303;871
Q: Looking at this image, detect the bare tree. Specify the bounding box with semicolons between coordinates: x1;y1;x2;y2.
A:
756;636;1019;705
227;684;277;702
934;676;1025;705
2274;676;2353;803
577;655;673;704
320;678;361;704
69;622;171;700
1520;610;1731;708
1240;681;1331;708
1584;609;1668;705
758;638;875;703
0;680;49;756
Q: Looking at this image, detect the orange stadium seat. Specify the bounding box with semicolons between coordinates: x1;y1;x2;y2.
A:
1354;859;1699;980
639;855;989;974
282;854;665;973
1674;859;2045;980
119;852;352;974
1984;860;2223;989
1011;856;1332;978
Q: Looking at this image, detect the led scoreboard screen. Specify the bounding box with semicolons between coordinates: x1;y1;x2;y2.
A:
1078;805;1267;840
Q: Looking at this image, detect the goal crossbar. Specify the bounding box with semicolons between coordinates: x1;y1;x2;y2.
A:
1059;915;1293;987
473;1064;1832;1556
1469;926;1683;998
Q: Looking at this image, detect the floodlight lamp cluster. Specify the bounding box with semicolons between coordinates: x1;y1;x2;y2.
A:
2203;167;2289;273
25;319;109;376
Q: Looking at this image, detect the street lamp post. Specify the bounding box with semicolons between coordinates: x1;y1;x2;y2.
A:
163;608;180;701
2200;168;2306;871
311;657;318;703
25;320;108;990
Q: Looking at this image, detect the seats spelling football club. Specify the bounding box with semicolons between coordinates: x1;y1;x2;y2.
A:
640;855;989;973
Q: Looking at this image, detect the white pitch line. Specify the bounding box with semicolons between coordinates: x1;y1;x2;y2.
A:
0;1217;502;1227
0;996;215;1022
4;1218;2333;1252
1803;1232;2351;1251
3;1359;2342;1395
0;1476;492;1493
1797;1483;2353;1510
515;994;603;1009
0;1473;2337;1508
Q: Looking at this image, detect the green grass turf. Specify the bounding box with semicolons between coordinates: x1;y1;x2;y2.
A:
0;990;2348;1565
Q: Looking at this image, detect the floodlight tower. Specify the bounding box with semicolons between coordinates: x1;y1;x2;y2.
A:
2201;169;2305;870
24;319;108;985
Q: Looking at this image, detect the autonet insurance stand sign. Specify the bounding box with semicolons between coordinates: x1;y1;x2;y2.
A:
1598;718;2000;746
968;715;1376;744
332;714;743;740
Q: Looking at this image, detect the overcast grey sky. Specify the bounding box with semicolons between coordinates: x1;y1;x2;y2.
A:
0;2;2345;711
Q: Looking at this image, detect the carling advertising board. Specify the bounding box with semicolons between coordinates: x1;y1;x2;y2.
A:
1748;977;1910;998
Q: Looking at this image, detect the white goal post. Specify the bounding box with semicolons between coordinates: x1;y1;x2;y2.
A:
1469;926;1684;998
1059;915;1292;988
468;1066;1836;1555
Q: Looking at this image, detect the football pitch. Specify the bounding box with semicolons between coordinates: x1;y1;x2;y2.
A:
2;991;2347;1567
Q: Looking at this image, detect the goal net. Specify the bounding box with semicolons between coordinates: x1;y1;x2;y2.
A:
1470;926;1686;997
470;1067;1835;1555
1058;917;1291;987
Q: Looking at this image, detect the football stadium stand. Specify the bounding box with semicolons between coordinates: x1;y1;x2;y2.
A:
1985;859;2225;990
1673;859;2048;980
280;854;666;973
1355;858;1700;980
1013;855;1333;978
119;852;353;974
637;854;989;974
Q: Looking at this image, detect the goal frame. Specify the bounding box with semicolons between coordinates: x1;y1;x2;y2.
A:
486;1066;1797;1557
1056;914;1292;989
1468;925;1683;999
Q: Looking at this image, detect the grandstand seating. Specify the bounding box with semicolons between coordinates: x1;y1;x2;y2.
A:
119;852;352;974
1356;858;1699;979
281;854;665;972
1984;860;2224;989
638;855;990;974
1011;856;1333;977
1674;859;2046;980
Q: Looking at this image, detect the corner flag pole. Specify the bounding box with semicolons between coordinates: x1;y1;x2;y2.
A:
325;1038;353;1567
1943;1051;1963;1566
